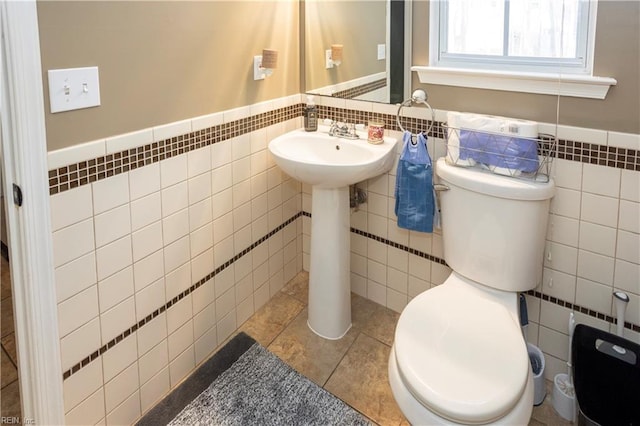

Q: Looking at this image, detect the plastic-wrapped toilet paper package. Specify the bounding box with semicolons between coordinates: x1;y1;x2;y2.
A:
446;112;539;176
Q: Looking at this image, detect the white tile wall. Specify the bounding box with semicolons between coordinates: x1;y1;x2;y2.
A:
52;96;639;425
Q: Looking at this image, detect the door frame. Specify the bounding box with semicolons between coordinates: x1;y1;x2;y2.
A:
0;1;65;424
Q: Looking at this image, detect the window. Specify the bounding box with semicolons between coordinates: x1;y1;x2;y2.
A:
413;0;616;99
433;0;593;74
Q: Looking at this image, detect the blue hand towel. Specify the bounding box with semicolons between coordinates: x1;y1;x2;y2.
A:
394;131;435;233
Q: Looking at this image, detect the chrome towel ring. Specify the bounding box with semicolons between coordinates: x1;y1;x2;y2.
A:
396;89;435;135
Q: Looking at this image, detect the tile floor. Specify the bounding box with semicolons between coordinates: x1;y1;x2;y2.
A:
237;271;572;426
1;254;22;421
0;263;572;426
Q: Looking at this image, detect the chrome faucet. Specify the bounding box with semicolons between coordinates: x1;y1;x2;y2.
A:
328;121;359;140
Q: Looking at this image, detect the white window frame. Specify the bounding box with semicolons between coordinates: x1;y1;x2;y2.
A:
412;0;616;99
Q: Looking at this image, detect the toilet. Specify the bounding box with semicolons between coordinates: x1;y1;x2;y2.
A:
389;158;555;425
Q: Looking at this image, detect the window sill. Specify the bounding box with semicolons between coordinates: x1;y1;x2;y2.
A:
412;66;617;100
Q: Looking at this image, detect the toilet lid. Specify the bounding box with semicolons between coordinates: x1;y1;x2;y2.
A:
394;284;529;424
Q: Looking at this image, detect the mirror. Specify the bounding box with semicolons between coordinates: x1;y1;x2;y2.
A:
304;0;406;104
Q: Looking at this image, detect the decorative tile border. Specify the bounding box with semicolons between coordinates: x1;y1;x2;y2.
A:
48;102;639;196
307;211;640;334
48;104;302;195
331;78;387;99
62;212;303;381
527;290;640;334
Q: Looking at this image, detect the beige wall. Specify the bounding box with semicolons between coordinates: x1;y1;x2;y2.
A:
304;1;386;92
412;0;640;133
38;1;300;151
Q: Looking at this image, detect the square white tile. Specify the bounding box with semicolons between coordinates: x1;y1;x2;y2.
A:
98;266;134;313
99;296;135;345
169;346;195;387
162;208;189;245
92;172;129;215
140;367;170;416
57;285;99;338
63;356;103;413
135;278;165;322
165;262;192;301
60;317;101;372
139;341;169;386
161;181;189;218
104;362;139;413
129;163;160;201
189;198;213;232
167;293;193;333
50;185;93;232
52;218;95;268
580;193;618;227
133;249;165;292
190;222;214;257
582;163;620;197
94;204;131;248
132;222;163;263
187;145;212;179
137;313;167;357
163;236;191;274
168;320;194;361
64;388;105;426
577;249;615;286
211;139;232;169
131;192;162;232
55;252;97;303
188;172;212;205
578;221;617;257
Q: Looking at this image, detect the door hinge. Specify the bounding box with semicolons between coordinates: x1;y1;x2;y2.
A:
12;184;23;207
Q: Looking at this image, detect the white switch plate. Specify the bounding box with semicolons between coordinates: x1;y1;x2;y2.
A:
254;55;265;80
377;44;386;60
325;49;334;69
48;66;101;113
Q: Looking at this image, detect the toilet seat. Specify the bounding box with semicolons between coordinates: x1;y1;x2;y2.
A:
394;276;529;424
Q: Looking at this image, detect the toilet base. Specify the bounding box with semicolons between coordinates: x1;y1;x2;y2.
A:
389;345;534;425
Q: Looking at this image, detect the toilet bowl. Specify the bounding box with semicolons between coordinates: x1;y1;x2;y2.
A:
389;273;534;425
389;158;554;425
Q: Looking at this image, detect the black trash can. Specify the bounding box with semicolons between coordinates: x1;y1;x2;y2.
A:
572;324;640;426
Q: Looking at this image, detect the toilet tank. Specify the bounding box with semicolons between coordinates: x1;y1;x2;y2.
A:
435;158;555;292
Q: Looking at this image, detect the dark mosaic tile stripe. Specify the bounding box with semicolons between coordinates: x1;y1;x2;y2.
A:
331;79;387;100
62;212;303;381
305;210;640;333
49;103;639;196
526;290;640;333
49;104;303;195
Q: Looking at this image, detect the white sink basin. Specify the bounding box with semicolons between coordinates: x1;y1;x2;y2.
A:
268;129;398;188
268;128;398;340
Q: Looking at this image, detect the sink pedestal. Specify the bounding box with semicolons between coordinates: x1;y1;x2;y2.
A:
307;186;351;339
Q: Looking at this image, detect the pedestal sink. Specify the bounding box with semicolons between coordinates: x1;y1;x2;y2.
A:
269;128;398;339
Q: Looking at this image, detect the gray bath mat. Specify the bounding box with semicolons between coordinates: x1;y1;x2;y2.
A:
136;332;371;426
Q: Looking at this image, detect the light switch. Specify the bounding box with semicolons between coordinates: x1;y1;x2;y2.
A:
48;67;101;113
377;44;386;60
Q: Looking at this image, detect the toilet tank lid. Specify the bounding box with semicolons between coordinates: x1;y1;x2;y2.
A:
435;158;555;201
